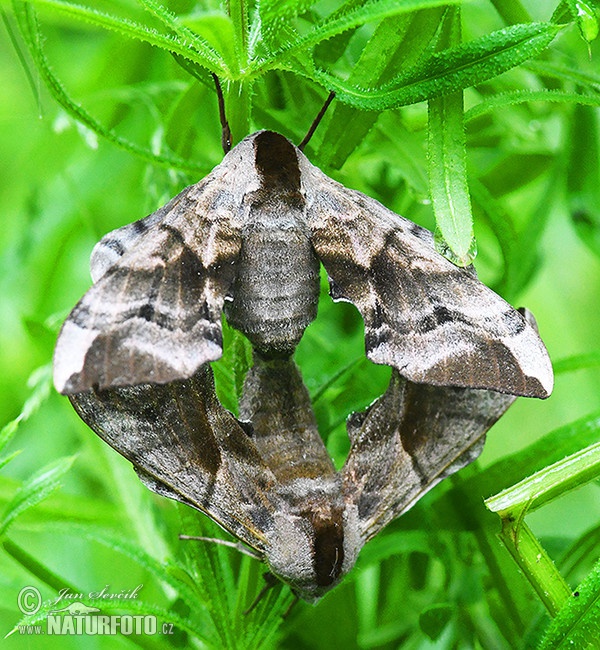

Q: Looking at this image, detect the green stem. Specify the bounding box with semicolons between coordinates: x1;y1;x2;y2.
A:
227;0;248;74
495;518;571;616
486;441;600;515
485;441;600;617
224;79;251;144
489;0;532;25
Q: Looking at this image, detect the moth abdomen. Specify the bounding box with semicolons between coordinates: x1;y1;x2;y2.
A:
225;216;320;356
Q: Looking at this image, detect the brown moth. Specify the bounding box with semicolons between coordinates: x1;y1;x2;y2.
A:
54;126;553;602
69;347;518;602
53;130;553;398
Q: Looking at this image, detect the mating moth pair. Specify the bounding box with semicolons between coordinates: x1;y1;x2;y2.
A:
54;125;552;603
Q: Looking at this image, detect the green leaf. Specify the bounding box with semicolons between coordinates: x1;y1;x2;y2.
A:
452;411;600;502
259;0;321;23
2;537;80;595
488;0;532;25
256;0;462;72
567;105;600;260
318;6;445;168
465;89;600;123
538;558;600;649
26;0;224;72
0;456;76;537
525;59;600;91
313;22;562;109
567;0;600;42
553;351;600;374
12;1;207;171
41;520;206;608
0;364;52;457
428;91;476;266
419;603;454;641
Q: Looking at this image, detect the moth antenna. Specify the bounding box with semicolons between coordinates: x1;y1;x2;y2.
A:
298;91;335;151
179;534;261;561
212;73;232;153
243;573;279;615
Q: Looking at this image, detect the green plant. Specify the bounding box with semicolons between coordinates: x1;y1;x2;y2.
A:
1;0;600;647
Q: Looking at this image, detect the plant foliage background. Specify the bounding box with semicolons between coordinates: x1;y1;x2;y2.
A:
1;0;600;647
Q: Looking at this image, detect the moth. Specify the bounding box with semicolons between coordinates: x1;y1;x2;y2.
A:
53;129;553;398
54;122;553;602
70;345;519;602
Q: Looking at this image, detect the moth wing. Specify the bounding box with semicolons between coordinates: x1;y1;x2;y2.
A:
54;168;243;394
69;366;278;553
89;193;180;283
342;369;516;542
303;162;553;397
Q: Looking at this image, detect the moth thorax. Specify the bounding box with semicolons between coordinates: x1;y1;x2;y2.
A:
224;215;320;356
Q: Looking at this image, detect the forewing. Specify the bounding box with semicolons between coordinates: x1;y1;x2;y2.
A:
302;159;553;398
89;193;179;283
342;369;516;542
69;365;278;553
54;168;243;394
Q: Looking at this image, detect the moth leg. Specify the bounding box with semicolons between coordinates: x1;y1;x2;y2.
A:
243;572;280;615
178;535;262;560
282;595;300;619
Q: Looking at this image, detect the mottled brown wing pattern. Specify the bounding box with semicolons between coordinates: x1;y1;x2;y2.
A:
54;130;554;603
300;155;553;398
342;369;516;542
69;365;278;553
54;164;246;394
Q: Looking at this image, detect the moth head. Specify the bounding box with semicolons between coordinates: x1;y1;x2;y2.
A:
265;504;361;603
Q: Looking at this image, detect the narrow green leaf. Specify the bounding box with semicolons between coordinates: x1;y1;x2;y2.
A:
451;411;600;502
41;520;206;613
259;0;321;23
553;351;600;374
497;165;560;300
0;456;76;536
227;0;249;73
1;8;41;114
136;0;225;70
526;59;600;91
567;104;600;260
566;0;600;42
538;558;600;648
419;603;454;641
465;89;600;123
0;364;51;456
559;525;600;582
311;356;364;405
313;22;562;109
12;1;205;171
256;0;462;72
428;90;476;266
26;0;224;72
2;537;80;595
488;0;532;25
469;178;517;286
318;7;445;168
